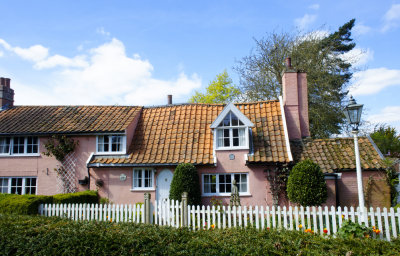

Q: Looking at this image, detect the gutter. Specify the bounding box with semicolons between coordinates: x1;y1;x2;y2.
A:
87;162;215;168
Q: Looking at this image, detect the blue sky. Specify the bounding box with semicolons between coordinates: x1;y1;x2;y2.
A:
0;0;399;132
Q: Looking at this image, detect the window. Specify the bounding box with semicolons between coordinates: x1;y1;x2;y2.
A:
0;137;39;156
0;177;37;195
216;112;247;149
202;173;248;196
132;169;154;190
97;135;125;153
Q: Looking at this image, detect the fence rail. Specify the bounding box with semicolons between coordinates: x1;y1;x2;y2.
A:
39;200;400;241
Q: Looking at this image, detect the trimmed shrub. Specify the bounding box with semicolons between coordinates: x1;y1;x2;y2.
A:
169;163;201;205
287;159;328;206
0;190;99;215
53;190;99;204
1;214;400;255
0;194;53;215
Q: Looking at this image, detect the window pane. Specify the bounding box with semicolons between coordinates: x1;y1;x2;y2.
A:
13;137;25;154
233;138;239;146
239;128;246;146
231;113;239;126
233;129;238;137
111;136;122;152
11;178;23;195
27;137;38;154
222;113;230;126
0;138;10;154
204;174;216;193
0;178;8;193
224;138;230;147
217;129;224;148
223;129;229;137
25;178;37;195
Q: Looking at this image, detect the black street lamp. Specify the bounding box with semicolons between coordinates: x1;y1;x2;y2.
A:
344;95;365;222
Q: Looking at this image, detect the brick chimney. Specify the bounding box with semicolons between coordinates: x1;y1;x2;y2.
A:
282;58;310;140
167;94;172;105
0;77;14;110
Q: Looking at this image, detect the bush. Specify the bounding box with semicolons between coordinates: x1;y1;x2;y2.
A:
53;190;99;204
0;190;98;215
337;220;372;239
169;163;201;205
0;194;53;215
287;159;327;206
0;214;399;255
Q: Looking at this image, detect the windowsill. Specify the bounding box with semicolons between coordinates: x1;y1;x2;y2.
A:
202;193;251;197
215;147;249;151
95;151;126;155
130;188;155;192
0;153;41;157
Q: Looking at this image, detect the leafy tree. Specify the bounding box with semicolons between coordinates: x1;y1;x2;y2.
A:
370;125;400;157
169;163;201;205
287;159;327;206
189;70;241;103
236;19;357;138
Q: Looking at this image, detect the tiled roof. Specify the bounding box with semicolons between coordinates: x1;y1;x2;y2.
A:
0;106;142;134
91;101;290;165
291;137;385;173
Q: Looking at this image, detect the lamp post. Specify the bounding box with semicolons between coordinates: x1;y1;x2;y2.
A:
344;96;365;222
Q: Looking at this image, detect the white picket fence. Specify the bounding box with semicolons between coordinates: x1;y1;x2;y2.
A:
39;203;144;223
39;200;400;241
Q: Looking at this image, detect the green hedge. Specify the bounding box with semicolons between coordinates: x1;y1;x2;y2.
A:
0;190;98;215
52;190;99;204
0;214;399;255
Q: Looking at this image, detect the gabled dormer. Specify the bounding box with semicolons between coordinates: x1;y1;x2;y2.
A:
210;103;254;150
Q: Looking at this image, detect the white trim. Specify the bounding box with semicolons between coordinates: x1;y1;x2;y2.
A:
0;176;37;195
0;136;40;157
210;102;254;128
96;135;126;155
131;168;155;190
201;173;250;197
279;96;293;162
367;134;385;159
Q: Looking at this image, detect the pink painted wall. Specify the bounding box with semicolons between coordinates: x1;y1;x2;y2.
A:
0;135;96;195
125;111;141;152
197;150;273;206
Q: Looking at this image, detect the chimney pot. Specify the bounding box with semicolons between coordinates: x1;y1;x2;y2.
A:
285;57;292;68
167;95;172;105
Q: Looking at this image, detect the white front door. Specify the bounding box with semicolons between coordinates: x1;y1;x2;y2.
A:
156;169;173;202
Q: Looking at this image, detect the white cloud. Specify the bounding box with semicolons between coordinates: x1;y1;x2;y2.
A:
294;14;317;31
340;48;374;67
0;39;49;62
382;4;400;32
308;4;320;10
11;38;201;106
96;27;110;36
353;23;372;36
349;68;400;96
34;55;88;69
368;106;400;123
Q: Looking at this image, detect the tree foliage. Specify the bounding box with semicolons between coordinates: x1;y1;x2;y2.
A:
169;163;201;205
189;70;241;103
370;125;400;157
236;19;356;138
287;159;327;206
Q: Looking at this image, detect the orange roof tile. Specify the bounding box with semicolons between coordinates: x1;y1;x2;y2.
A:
0;106;142;134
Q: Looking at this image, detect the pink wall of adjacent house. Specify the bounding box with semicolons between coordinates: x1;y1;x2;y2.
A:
0;136;96;195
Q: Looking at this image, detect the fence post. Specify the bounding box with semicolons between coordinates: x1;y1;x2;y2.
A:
181;192;188;227
144;193;151;224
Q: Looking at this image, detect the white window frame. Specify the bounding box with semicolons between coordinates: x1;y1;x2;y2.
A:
216;127;249;150
131;168;155;191
202;173;250;196
0;177;37;195
96;134;126;154
0;136;40;157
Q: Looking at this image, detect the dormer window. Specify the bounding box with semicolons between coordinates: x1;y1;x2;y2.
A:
217;112;246;148
96;135;126;154
210;103;254;150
